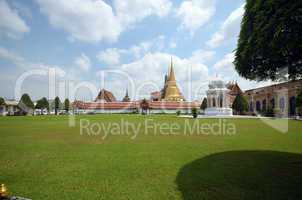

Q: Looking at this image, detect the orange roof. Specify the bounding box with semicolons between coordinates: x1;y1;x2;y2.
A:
73;101;139;109
149;101;200;109
228;83;243;95
95;89;116;102
73;101;200;110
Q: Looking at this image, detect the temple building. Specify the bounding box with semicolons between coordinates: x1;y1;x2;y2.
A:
73;59;199;114
227;81;243;107
122;89;130;102
95;89;116;102
151;58;185;102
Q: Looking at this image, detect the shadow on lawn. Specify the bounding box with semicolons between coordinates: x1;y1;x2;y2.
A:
176;151;302;200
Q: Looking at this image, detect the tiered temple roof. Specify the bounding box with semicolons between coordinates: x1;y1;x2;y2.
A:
228;82;243;95
95;89;116;102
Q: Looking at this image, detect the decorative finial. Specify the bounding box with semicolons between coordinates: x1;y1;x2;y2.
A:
0;184;8;198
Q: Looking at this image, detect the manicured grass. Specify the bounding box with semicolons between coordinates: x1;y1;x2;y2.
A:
0;115;302;199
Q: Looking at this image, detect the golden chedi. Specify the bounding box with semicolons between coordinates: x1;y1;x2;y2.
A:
163;58;185;102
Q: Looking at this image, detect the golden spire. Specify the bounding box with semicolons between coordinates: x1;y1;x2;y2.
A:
168;57;176;82
163;56;185;101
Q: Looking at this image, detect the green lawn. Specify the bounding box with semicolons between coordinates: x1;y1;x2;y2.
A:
0;115;302;199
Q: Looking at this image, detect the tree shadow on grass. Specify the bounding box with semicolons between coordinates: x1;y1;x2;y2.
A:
176;151;302;200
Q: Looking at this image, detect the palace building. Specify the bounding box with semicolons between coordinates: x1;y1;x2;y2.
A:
244;79;302;116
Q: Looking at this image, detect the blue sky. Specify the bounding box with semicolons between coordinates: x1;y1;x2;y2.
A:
0;0;271;101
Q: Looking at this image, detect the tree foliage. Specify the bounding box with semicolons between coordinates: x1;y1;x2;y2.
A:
0;97;5;106
191;107;198;119
200;98;207;110
296;91;302;108
35;97;49;111
64;99;70;112
232;94;248;115
54;96;61;115
234;0;302;81
18;94;34;114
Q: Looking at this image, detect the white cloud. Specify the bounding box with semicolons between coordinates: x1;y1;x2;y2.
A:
213;52;234;73
0;46;25;64
177;0;215;35
35;0;172;43
97;35;166;65
36;0;121;43
190;49;215;63
114;0;172;27
129;35;165;58
75;53;91;71
0;0;30;39
97;48;125;66
207;4;244;48
170;41;177;49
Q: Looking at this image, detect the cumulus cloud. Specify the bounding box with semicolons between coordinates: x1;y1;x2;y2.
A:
97;48;125;66
75;53;91;71
36;0;121;43
207;4;244;48
190;49;215;63
0;46;25;64
213;52;235;74
176;0;215;35
0;0;30;39
35;0;172;43
129;35;165;58
114;0;172;27
97;35;166;65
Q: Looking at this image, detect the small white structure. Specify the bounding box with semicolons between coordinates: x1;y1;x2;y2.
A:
205;78;233;116
0;100;19;116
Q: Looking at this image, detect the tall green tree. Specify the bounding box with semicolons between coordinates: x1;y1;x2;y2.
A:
35;97;49;113
41;97;50;112
18;94;34;114
0;97;5;106
191;107;198;119
200;98;207;110
232;94;248;115
54;96;61;115
64;98;70;112
234;0;302;81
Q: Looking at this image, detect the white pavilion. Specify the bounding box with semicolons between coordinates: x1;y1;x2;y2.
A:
205;78;233;116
